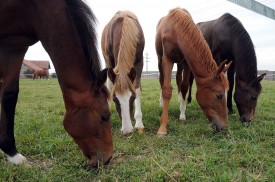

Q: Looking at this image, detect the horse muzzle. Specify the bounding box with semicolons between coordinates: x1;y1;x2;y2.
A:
210;117;227;131
87;152;113;168
240;114;253;123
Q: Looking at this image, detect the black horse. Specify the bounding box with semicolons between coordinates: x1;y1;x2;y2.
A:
188;13;266;122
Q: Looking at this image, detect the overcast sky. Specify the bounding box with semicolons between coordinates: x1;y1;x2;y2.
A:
24;0;275;72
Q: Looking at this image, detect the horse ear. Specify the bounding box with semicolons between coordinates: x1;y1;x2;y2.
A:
223;61;232;73
214;60;227;78
97;68;108;90
253;73;266;85
108;68;116;83
128;67;136;83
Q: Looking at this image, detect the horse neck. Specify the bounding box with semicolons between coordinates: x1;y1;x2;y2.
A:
232;39;258;83
33;1;95;106
177;31;217;79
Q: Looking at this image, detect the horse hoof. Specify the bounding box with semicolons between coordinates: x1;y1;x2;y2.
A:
157;131;167;136
137;128;145;134
179;116;186;121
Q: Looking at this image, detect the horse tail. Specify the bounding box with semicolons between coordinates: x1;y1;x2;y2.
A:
116;11;139;72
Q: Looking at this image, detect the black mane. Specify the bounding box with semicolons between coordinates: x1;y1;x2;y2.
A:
222;13;258;81
65;0;101;81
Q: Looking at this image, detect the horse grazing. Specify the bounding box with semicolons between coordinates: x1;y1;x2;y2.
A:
33;70;49;80
155;8;230;135
187;13;266;122
0;0;113;167
101;11;145;135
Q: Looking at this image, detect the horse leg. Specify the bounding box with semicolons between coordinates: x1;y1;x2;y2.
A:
158;56;164;107
0;48;29;165
176;63;185;120
227;62;235;114
187;72;194;104
134;85;144;133
179;63;190;121
157;55;173;136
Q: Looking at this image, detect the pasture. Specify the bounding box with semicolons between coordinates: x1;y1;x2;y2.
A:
0;78;274;181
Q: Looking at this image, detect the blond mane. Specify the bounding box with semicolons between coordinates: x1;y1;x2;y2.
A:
167;8;217;74
110;11;140;94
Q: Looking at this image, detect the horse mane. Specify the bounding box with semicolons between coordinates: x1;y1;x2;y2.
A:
65;0;102;81
221;13;258;81
112;11;140;94
167;8;217;75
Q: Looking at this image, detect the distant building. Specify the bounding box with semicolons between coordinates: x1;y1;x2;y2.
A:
20;59;51;78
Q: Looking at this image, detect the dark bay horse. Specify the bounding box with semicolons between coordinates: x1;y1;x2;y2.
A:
33;70;49;80
0;0;113;167
101;11;145;135
188;13;266;122
156;8;230;136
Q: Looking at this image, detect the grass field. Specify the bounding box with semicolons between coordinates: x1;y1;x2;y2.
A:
0;78;274;181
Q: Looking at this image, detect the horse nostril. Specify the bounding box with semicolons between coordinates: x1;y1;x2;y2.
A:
101;115;110;122
240;115;251;123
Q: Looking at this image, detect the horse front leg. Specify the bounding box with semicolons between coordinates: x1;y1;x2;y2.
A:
134;86;144;133
0;48;29;165
179;63;190;121
157;55;173;136
227;62;235;113
187;72;194;104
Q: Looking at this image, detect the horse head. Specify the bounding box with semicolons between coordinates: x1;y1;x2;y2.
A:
108;67;136;135
196;61;231;131
63;68;113;168
234;73;266;122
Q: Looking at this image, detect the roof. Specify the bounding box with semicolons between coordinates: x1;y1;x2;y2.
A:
22;60;51;70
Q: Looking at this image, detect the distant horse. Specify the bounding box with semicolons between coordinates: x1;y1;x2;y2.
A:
0;0;113;167
101;11;145;135
187;13;266;122
33;70;49;80
155;8;230;135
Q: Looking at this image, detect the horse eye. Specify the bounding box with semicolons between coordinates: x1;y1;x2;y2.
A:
101;115;110;122
216;94;223;100
251;96;257;101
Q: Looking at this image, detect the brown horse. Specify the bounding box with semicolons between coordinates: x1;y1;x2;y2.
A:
0;0;113;167
155;8;230;135
33;70;49;80
188;13;266;122
101;11;145;135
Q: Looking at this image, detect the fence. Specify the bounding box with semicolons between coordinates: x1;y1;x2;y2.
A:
19;71;275;80
141;70;275;81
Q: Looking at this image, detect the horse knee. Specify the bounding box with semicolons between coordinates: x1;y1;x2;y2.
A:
162;86;172;100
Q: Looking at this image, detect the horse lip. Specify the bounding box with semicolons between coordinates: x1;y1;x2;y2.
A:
87;152;113;168
103;154;113;165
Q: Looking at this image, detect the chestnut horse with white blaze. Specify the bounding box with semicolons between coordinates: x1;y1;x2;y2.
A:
155;8;231;136
0;0;113;168
101;11;145;135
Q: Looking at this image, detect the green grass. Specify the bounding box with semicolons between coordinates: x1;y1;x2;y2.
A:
0;79;274;181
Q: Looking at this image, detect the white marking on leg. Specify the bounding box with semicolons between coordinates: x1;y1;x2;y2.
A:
178;92;186;120
7;153;27;165
134;87;144;129
116;90;133;134
159;90;163;107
